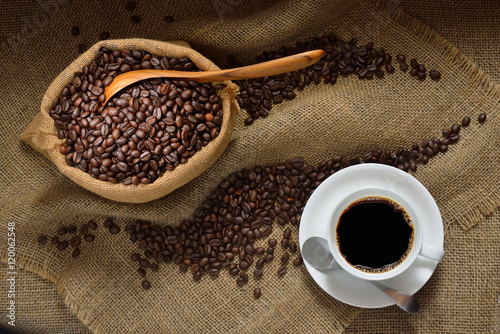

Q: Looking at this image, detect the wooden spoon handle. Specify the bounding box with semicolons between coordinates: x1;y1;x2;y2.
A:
195;49;325;82
103;50;324;105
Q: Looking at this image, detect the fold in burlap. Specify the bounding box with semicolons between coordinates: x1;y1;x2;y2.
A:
20;39;239;203
1;0;499;333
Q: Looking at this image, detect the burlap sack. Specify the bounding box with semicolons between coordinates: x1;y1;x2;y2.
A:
1;0;500;333
20;39;239;203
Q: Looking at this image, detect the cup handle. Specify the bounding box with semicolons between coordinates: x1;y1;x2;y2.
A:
419;244;445;262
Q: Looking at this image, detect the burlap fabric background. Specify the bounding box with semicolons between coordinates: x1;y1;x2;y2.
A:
1;0;499;333
20;39;239;203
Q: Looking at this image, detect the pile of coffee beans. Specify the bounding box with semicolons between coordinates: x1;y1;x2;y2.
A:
227;35;442;125
119;114;474;294
49;48;224;185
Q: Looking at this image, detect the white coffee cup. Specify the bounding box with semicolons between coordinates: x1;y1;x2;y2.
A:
326;187;445;281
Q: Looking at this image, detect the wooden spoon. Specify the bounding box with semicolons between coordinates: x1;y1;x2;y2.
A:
102;49;324;105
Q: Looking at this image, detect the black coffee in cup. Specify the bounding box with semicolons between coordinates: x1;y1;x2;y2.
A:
336;196;414;273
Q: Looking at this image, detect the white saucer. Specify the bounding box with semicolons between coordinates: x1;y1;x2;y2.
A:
299;164;444;308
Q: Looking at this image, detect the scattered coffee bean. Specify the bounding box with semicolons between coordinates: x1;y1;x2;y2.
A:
51;237;59;245
139;259;150;268
164;15;174;23
281;252;289;264
83;234;95;242
109;225;121;234
268;239;277;247
429;70;441;80
254;287;262;299
450;124;461;133
71;26;79;37
104;218;113;228
57;241;69;251
57;227;68;235
142;280;151;290
289;241;297;253
283;227;291;239
37;235;47;245
131;253;140;261
131;15;141;23
137;268;146;277
125;1;136;11
293;258;303;266
277;265;287;277
478;113;487;123
70;236;81;247
72;248;81;258
99;31;110;40
88;220;98;230
462;116;471;127
79;224;89;235
254;269;263;279
78;43;86;54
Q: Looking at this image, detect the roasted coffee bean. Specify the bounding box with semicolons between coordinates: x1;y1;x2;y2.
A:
72;248;81;258
131;15;141;23
104;219;113;228
478;113;487;123
137;268;146;277
239;261;249;270
254;269;263;279
83;234;95;242
57;241;69;251
131;253;140;261
283;227;291;239
450;124;461;134
289;242;297;253
164;15;175;22
293;258;303;266
281;252;290;264
254;288;262;299
78;43;86;54
38;235;47;245
71;26;79;37
142;280;151;290
57;227;68;235
268;238;277;246
79;224;89;235
277;265;287;277
139;259;150;268
70;236;81;247
109;225;121;234
281;238;289;248
51;237;59;245
67;226;77;234
88;220;98;230
462;116;471;127
429;70;441;80
99;31;110;40
149;263;159;272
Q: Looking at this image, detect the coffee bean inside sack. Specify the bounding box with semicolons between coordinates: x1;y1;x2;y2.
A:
49;48;223;185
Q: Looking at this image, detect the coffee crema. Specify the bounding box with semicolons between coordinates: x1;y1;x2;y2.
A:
336;196;414;273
